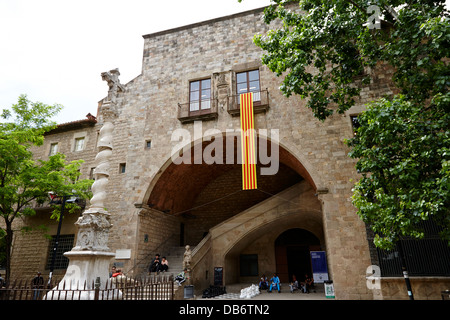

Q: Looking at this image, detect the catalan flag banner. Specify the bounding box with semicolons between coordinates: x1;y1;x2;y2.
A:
240;92;257;190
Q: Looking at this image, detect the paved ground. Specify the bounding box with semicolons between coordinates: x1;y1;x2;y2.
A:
196;283;331;300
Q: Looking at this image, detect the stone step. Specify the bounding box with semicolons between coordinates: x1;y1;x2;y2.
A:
156;246;186;275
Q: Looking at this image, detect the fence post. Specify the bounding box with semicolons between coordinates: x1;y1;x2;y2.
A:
94;277;100;300
171;276;174;300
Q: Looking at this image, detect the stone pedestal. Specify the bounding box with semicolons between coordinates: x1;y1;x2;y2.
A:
63;251;115;286
44;208;120;299
45;251;118;300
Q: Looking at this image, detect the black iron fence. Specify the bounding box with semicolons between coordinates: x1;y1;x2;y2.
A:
367;219;450;277
0;274;174;300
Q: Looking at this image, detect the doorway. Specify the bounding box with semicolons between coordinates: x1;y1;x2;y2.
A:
275;228;321;282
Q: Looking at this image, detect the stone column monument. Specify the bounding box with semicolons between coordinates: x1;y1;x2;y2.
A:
46;69;124;299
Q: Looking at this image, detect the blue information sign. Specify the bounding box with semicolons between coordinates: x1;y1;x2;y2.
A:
310;251;329;283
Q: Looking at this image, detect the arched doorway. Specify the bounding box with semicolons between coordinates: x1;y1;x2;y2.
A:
137;133;325;283
143;134;316;247
275;228;321;283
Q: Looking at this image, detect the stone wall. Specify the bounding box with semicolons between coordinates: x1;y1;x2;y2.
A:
378;278;450;300
133;208;181;276
9;210;80;279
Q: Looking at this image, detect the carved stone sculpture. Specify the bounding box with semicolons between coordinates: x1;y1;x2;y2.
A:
72;94;116;252
101;68;125;104
48;69;123;299
183;245;192;270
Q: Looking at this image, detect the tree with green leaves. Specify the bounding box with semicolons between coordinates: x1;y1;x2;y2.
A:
241;0;449;247
0;95;93;282
240;0;449;298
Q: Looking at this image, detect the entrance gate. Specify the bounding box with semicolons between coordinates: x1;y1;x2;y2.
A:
275;229;321;283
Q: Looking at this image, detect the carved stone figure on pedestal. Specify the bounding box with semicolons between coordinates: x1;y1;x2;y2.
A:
183;245;192;271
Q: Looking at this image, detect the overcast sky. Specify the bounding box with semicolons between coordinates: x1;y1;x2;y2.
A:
0;0;272;124
1;1;448;125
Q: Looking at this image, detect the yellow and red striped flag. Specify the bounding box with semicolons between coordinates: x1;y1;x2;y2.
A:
240;92;257;190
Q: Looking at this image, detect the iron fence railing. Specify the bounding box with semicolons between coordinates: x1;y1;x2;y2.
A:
367;219;450;277
227;89;269;116
0;274;174;300
177;98;218;123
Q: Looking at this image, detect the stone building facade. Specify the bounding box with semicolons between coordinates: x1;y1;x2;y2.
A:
7;6;449;299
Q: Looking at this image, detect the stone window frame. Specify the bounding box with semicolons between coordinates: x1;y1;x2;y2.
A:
350;114;360;136
227;62;269;116
235;69;262;103
89;167;96;180
231;61;263;95
48;142;59;156
344;104;366;137
71;131;88;152
177;75;218;123
189;78;212;114
74;137;85;152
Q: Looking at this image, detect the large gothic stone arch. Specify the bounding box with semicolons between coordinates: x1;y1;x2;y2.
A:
136;131;332;289
141;131;324;219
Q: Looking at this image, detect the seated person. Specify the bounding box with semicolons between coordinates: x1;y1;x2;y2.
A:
289;275;299;293
301;274;314;293
174;269;187;286
259;274;268;290
112;269;122;278
148;254;161;273
160;257;169;272
268;273;281;293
